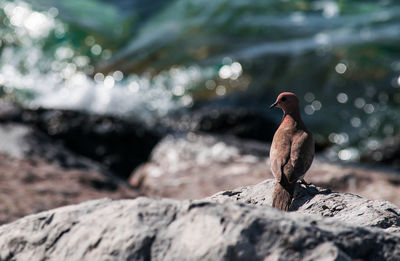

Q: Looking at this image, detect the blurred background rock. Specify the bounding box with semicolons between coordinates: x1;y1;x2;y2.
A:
0;0;400;223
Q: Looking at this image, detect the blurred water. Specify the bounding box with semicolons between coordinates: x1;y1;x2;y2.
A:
1;0;400;160
0;0;217;124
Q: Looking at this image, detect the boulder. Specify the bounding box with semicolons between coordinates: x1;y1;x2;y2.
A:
0;102;161;179
0;181;399;260
210;180;400;233
131;133;400;206
0;122;111;172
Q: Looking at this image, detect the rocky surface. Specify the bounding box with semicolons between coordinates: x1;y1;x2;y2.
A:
211;180;400;233
0;182;399;261
0;153;139;225
131;133;400;206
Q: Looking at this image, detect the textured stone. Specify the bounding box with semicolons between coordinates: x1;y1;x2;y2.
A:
0;187;399;261
210;180;400;233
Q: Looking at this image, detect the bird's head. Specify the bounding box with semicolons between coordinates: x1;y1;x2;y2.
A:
269;92;300;115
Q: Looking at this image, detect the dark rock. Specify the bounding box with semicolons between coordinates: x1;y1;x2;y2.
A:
192;106;277;142
0;100;22;121
23;109;161;179
360;135;400;170
0;183;399;260
158;106;278;143
0;123;101;171
0;103;161;179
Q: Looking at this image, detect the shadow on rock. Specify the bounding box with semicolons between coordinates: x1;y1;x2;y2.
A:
291;184;331;211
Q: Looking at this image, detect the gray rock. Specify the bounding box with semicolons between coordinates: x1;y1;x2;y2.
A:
0;181;400;260
0;123;33;159
210;180;400;233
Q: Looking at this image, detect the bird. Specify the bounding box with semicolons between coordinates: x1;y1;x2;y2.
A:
269;92;314;211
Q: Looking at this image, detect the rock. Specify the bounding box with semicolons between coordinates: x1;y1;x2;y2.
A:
0;153;139;225
131;133;269;198
0;104;161;179
210;180;400;233
0;122;111;172
0;183;400;260
0;123;33;159
158;105;278;143
360;134;400;170
0;108;142;225
307;161;400;207
0;100;23;121
131;133;400;206
0;102;276;180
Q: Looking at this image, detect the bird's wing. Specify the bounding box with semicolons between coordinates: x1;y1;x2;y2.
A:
269;131;291;182
288;131;314;183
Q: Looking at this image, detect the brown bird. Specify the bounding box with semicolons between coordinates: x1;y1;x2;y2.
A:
269;92;314;211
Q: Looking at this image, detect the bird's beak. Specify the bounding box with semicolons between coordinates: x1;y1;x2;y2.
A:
269;101;278;109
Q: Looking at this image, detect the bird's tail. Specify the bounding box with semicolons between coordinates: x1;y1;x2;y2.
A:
272;178;295;211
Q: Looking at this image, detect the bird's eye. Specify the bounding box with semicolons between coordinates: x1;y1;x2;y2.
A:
281;97;287;102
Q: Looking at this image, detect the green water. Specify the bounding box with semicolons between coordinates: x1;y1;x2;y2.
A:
1;0;400;161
